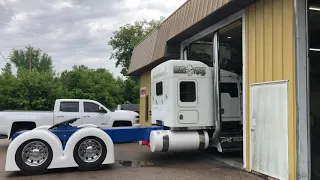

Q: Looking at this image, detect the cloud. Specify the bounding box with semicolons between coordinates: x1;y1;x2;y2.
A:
0;0;187;77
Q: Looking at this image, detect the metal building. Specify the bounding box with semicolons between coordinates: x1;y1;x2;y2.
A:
128;0;318;179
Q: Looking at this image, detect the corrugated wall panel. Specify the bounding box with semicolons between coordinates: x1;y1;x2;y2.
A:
203;0;211;18
273;0;284;80
263;0;273;82
208;0;214;12
139;72;152;126
245;0;296;179
129;0;230;74
196;0;204;22
188;0;197;28
182;1;191;31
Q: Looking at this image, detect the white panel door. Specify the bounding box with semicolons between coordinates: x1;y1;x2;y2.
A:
250;81;289;180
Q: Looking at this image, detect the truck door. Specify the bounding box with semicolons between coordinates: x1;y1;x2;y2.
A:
220;78;241;119
81;101;109;128
55;101;82;126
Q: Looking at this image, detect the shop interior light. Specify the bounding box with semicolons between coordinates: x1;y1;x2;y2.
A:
310;48;320;52
309;6;320;11
227;37;232;39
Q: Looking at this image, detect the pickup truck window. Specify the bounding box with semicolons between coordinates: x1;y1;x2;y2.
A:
84;102;99;113
60;102;79;112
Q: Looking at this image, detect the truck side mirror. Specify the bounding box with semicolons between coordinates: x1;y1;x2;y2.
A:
98;107;107;114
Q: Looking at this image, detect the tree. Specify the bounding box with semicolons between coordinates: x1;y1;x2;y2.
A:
2;63;12;74
122;77;140;104
9;45;53;73
0;68;65;110
108;17;165;76
60;65;125;109
0;46;61;110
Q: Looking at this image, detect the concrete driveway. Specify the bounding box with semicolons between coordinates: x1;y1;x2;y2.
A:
0;140;262;180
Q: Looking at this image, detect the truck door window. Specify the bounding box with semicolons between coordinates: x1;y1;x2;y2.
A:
156;82;163;96
220;83;238;97
60;102;79;112
180;81;196;102
84;102;99;113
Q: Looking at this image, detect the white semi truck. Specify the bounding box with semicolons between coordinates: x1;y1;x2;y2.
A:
150;60;243;153
5;60;243;175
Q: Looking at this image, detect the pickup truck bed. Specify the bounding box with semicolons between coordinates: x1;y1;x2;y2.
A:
0;111;53;138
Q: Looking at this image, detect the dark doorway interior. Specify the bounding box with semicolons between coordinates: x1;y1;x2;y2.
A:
184;19;244;167
308;1;320;179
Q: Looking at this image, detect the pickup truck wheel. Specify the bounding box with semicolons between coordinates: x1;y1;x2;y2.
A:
15;139;53;175
73;136;107;171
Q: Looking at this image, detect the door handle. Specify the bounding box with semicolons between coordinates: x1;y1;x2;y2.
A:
57;115;64;118
83;115;90;118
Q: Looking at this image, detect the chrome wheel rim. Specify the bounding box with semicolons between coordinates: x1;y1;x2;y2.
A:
22;141;49;167
78;139;102;163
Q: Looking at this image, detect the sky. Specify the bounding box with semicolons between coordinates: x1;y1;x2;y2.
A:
0;0;187;77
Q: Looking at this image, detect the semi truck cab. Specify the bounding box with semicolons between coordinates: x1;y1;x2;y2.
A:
151;60;243;152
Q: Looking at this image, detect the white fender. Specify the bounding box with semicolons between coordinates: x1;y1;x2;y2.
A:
5;129;63;171
34;125;52;130
60;127;115;168
77;124;99;128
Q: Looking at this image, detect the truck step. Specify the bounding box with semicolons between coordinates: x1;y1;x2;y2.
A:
212;133;243;153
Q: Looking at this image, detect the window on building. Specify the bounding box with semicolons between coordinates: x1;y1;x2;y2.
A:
220;83;239;98
156;82;163;96
84;102;100;113
187;33;214;67
60;102;79;112
189;42;213;67
180;81;196;102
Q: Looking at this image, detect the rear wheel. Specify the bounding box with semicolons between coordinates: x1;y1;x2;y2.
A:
73;136;107;171
15;139;53;175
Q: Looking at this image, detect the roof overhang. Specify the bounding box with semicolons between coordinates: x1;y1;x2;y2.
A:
128;0;258;76
168;0;258;44
128;54;180;76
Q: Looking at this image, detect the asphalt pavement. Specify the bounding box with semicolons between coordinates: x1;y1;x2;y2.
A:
0;140;262;180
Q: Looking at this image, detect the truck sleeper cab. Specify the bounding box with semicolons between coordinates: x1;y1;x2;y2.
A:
151;60;242;129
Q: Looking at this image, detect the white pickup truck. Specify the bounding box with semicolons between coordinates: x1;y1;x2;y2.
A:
0;99;140;139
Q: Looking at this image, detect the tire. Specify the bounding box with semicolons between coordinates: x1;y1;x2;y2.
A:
73;136;107;171
15;139;53;175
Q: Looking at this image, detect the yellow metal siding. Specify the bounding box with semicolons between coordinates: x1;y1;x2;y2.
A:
129;0;230;74
139;72;152;126
245;0;296;179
